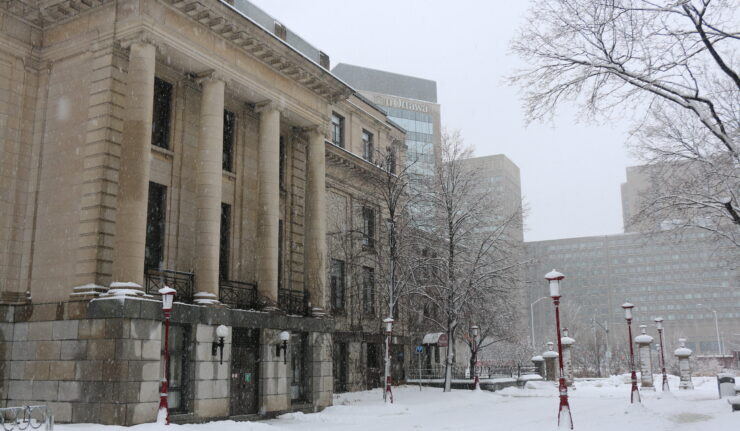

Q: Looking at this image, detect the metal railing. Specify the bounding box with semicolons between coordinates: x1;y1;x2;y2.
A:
144;268;195;304
219;279;260;310
408;364;536;380
0;405;53;430
278;288;308;316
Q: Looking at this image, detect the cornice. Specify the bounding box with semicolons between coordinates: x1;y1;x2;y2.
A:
164;0;353;104
0;0;115;29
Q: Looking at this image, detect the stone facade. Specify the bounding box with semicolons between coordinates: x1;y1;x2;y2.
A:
0;0;405;425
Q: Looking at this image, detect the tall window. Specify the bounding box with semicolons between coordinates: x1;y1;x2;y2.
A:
330;259;345;312
145;182;167;269
152;78;173;149
362;207;375;248
278;220;284;290
220;203;231;280
362;266;375;314
279;136;286;190
331;112;344;148
362;130;373;162
223;110;236;172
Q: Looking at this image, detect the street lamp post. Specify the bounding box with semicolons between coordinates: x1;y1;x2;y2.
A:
158;286;176;425
654;317;669;392
622;302;640;404
697;304;723;356
470;325;481;390
545;269;573;429
531;296;549;349
383;317;394;403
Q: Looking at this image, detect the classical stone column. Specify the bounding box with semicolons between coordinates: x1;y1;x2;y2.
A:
193;76;225;306
635;325;655;389
304;127;327;316
110;42;156;293
256;103;280;307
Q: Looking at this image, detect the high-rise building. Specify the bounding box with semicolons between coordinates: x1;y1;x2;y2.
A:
332;63;442;177
526;164;740;359
460;154;524;242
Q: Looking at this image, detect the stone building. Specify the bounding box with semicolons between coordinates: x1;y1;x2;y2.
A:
0;0;405;425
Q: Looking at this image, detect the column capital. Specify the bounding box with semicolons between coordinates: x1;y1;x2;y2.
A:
193;69;227;87
117;32;160;51
295;124;329;140
254;100;283;114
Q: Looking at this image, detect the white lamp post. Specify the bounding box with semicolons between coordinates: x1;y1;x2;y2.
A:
622;302;640;404
545;269;572;429
383;317;394;403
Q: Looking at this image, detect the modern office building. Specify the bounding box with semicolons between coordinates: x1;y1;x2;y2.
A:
0;0;409;425
527;162;740;358
332;63;442;178
460;154;524;242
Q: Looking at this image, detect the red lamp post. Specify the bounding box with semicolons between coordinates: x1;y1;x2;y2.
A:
654;317;669;392
545;270;573;429
158;286;176;425
470;325;481;390
383;317;394;403
622;302;640;404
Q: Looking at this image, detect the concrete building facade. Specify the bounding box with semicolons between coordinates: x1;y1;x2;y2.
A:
0;0;406;425
526;230;740;357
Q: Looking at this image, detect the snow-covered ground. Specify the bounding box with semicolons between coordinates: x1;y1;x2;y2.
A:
60;375;736;431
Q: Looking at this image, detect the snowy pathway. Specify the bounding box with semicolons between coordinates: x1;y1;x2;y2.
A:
60;375;736;430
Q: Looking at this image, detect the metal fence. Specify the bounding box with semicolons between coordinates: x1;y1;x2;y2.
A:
0;405;53;430
278;288;308;316
219;279;259;310
409;364;538;380
144;268;195;304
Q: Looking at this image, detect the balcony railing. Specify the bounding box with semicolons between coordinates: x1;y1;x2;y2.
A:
278;288;308;316
144;268;195;304
219;279;260;310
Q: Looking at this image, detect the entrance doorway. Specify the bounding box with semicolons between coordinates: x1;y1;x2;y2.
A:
230;328;260;416
333;342;348;393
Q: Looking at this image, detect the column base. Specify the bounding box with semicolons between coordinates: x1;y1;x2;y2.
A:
98;282;148;299
310;306;327;318
194;292;222;307
0;291;31;304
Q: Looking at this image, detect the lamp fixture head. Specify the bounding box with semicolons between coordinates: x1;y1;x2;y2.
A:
545;269;564;298
158;286;176;311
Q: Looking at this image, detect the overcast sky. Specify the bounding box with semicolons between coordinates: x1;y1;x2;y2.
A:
249;0;640;242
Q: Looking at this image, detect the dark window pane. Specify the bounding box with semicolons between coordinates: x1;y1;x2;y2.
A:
330;259;345;311
362;130;373;162
223;110;235;172
363;266;374;314
278;220;284;290
331;112;344;148
152;78;172;149
220;203;231;280
362;207;375;248
279;136;286;189
145;182;167;270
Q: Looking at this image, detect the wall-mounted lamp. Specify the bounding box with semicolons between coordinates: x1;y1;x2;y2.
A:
276;331;290;364
212;325;229;365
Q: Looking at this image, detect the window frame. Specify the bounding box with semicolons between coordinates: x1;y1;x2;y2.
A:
362;206;376;248
331;112;345;148
152;77;173;149
362;129;374;162
330;259;346;312
362;266;375;315
222;109;236;172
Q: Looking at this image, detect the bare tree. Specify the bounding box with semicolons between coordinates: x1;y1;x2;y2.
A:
511;0;739;247
418;130;526;392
